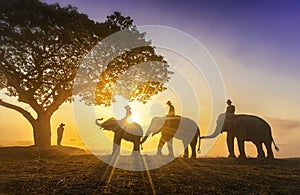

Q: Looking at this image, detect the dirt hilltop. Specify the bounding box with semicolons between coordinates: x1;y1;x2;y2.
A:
0;146;299;194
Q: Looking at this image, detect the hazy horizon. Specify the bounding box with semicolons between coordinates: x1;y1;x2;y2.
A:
1;0;300;158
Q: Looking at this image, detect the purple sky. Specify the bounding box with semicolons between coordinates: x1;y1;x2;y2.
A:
41;0;300;75
40;0;300;119
1;0;300;155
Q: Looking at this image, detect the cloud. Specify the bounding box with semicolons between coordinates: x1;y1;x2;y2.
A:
266;117;300;157
266;117;300;132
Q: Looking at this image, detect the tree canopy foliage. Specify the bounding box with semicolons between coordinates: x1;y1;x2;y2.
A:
0;0;171;146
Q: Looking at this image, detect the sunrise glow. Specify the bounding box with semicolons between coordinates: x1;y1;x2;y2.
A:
1;1;299;194
0;0;299;159
128;114;140;123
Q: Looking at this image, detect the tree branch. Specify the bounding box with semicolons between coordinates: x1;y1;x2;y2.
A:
0;99;36;124
4;74;43;114
46;88;73;115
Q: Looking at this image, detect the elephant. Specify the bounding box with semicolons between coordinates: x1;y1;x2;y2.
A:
141;116;201;158
95;118;143;155
203;113;279;159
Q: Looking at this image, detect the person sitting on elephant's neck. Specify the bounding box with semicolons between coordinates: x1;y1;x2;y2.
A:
167;101;175;117
226;99;235;114
166;101;176;128
123;105;132;123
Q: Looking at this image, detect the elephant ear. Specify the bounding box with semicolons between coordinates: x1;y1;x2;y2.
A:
233;118;241;128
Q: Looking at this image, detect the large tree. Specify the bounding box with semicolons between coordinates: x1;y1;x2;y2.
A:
0;1;171;147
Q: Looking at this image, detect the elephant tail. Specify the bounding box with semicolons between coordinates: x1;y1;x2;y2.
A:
140;139;144;150
197;128;201;153
272;137;279;152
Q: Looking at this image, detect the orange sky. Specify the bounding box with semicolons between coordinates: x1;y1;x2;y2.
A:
1;48;299;158
1;1;300;158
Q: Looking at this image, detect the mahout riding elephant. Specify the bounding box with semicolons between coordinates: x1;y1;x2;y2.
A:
203;113;279;159
95;118;143;155
141;116;201;158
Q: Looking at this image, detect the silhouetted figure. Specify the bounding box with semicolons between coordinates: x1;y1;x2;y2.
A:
166;100;176;129
123;105;132;121
226;99;235;114
166;101;175;117
57;123;65;146
225;99;235;158
124;105;132;118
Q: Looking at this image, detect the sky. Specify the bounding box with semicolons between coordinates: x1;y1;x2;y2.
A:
1;0;300;158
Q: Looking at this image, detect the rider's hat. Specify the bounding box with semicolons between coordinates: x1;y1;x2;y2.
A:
227;99;232;105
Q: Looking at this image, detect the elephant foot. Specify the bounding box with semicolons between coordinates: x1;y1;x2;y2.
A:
156;151;163;156
191;154;197;159
238;154;246;159
257;154;265;159
168;153;174;158
112;152;120;156
266;155;274;159
228;154;236;158
110;152;120;159
183;154;188;158
130;152;141;157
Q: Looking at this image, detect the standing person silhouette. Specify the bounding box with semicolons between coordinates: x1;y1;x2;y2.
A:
226;99;235;114
57;123;65;146
166;101;175;117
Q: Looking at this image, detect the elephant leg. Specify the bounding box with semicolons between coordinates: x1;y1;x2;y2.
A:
190;133;199;158
157;137;167;155
132;140;140;156
183;141;189;158
190;143;197;158
255;141;265;158
264;141;274;159
237;139;246;158
227;133;236;158
133;140;140;152
112;134;121;155
167;138;174;157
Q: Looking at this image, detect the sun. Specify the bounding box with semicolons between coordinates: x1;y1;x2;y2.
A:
126;114;139;123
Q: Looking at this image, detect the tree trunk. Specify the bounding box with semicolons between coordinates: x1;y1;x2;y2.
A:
32;114;52;148
0;99;54;148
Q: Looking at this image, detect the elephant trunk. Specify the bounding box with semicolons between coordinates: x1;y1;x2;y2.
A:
201;114;225;139
95;118;104;127
141;126;162;144
141;124;154;144
200;125;222;139
141;135;149;144
141;117;164;144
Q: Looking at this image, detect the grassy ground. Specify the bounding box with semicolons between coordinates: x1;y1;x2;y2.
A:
0;146;299;194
